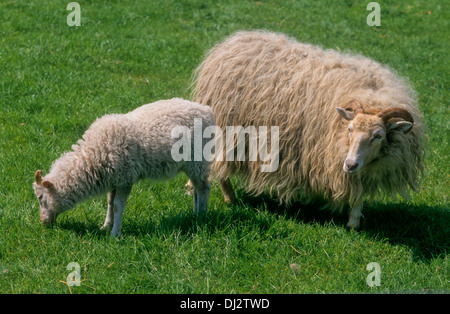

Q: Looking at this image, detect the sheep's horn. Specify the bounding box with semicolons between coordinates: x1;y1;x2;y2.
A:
344;99;364;114
377;107;414;124
35;170;43;185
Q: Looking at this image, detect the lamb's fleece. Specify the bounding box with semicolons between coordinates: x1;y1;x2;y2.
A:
34;98;214;220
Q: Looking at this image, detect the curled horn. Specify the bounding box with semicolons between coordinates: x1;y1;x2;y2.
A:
35;170;43;185
377;107;414;124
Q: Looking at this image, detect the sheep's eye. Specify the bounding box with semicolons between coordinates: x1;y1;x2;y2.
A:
38;195;43;200
348;125;353;134
373;133;383;140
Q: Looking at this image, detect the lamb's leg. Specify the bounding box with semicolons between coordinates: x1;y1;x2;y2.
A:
101;189;116;230
219;178;235;204
190;177;210;217
347;203;363;230
110;186;132;237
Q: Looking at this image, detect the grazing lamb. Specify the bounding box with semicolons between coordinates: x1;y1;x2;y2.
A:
192;31;425;229
33;98;214;237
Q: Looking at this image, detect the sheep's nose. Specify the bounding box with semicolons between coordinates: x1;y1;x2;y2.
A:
345;160;359;173
41;218;51;226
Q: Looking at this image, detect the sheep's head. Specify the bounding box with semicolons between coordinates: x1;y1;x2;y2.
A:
336;100;414;174
33;170;61;226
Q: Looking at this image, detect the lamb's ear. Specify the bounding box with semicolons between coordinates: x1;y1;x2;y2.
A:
387;120;413;134
42;180;55;189
35;170;43;185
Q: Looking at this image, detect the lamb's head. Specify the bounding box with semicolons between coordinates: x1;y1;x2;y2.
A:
336;101;414;174
33;170;62;226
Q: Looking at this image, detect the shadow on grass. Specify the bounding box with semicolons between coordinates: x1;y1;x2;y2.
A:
127;189;448;263
57;219;108;238
57;189;448;263
359;202;449;262
236;191;449;263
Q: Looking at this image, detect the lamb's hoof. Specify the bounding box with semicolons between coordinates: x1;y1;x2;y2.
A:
195;211;207;222
110;231;122;238
100;224;112;231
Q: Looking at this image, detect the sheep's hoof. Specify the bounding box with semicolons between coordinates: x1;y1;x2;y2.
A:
185;183;194;196
223;196;233;204
346;218;361;231
222;193;236;204
346;213;365;231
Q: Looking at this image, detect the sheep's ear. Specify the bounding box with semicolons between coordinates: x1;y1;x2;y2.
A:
336;107;356;120
387;120;413;134
42;180;55;189
336;100;363;121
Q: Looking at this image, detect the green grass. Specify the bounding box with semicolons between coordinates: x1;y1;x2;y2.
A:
0;0;448;293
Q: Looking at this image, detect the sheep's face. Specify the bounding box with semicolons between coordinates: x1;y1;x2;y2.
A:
337;101;414;175
344;115;386;174
33;170;62;226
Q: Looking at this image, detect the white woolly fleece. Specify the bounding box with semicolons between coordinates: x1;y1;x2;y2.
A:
36;98;214;216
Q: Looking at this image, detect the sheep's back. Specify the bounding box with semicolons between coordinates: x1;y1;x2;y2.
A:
193;31;425;205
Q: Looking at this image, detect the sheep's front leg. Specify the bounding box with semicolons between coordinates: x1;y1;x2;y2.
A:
110;186;132;237
101;189;116;230
347;202;363;230
191;178;211;217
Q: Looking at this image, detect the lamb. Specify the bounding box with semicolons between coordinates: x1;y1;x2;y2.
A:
192;30;426;229
33;98;214;237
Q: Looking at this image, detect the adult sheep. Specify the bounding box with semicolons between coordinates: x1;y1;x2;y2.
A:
192;31;425;229
33;98;214;237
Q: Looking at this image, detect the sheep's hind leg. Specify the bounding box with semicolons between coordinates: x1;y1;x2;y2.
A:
101;189;116;230
110;186;132;237
185;179;194;195
219;178;235;204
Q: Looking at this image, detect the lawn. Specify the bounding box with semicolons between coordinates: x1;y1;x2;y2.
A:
0;0;448;293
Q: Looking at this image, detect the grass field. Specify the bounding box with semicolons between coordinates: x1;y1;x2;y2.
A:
0;0;448;293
